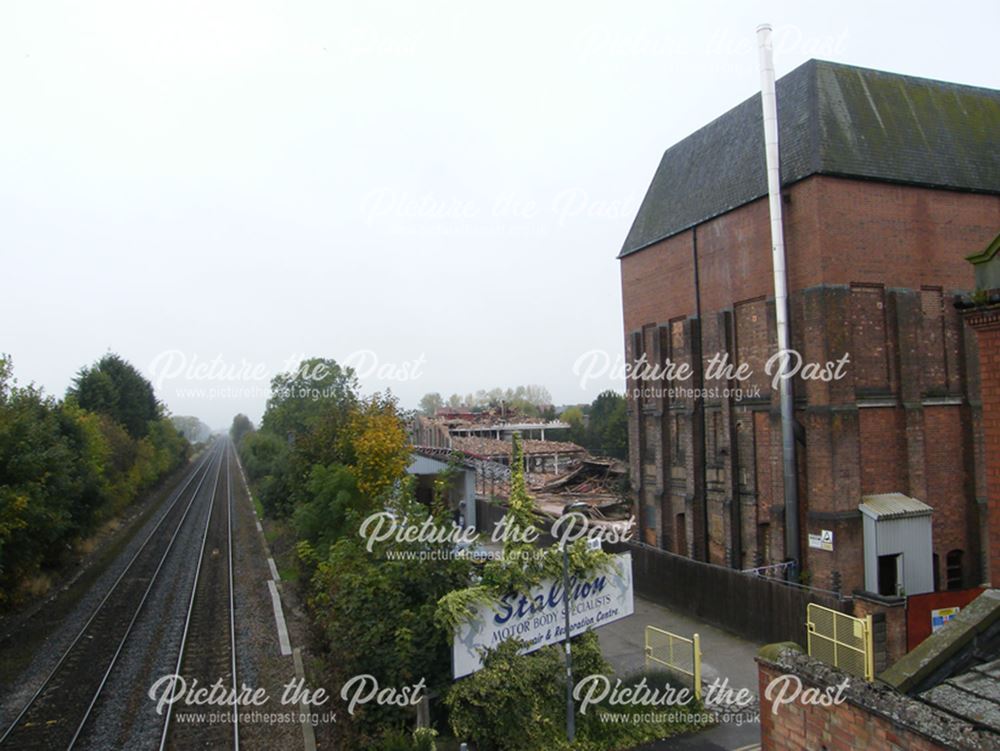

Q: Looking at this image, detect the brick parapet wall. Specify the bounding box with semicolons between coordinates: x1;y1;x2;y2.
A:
757;649;993;750
851;592;907;671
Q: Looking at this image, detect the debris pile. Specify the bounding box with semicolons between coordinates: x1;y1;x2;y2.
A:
451;436;585;459
532;457;632;521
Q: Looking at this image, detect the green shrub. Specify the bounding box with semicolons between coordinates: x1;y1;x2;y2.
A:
445;632;609;751
445;635;706;751
375;727;437;751
0;356;189;606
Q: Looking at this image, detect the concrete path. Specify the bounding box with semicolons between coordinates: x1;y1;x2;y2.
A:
597;596;763;750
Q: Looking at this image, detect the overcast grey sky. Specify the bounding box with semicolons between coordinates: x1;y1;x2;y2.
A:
3;1;998;428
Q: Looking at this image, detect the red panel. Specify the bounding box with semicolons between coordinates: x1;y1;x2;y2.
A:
906;588;985;651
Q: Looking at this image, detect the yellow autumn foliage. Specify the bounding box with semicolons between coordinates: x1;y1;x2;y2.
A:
340;392;411;501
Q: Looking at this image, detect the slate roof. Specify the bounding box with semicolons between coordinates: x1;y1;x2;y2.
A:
920;658;1000;735
620;59;1000;258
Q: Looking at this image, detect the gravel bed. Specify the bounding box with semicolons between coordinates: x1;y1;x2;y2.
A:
75;447;224;750
0;451;211;733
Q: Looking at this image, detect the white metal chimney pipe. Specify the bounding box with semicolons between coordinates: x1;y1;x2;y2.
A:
757;23;800;572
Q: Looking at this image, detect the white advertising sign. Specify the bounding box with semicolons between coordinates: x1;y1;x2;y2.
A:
808;529;834;552
452;553;634;679
931;606;960;632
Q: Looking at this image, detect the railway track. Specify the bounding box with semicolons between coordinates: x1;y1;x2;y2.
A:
0;440;240;750
161;441;239;751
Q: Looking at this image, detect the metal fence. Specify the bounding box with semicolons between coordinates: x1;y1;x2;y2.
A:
806;603;874;681
645;626;702;700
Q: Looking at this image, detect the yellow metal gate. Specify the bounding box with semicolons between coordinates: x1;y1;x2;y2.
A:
806;603;874;681
644;626;702;700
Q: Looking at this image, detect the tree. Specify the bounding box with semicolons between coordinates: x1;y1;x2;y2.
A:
293;464;360;553
520;384;552;410
418;392;443;416
559;405;587;445
239;430;293;516
587;391;627;459
445;632;701;751
69;353;160;438
436;438;638;750
173;415;212;443
261;358;358;440
338;392;411;501
0;355;188;606
229;413;254;446
0;371;80;592
437;435;613;627
438;385;554;414
304;485;473;747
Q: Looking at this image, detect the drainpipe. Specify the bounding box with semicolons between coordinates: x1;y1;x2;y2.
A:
757;24;800;574
692;228;709;561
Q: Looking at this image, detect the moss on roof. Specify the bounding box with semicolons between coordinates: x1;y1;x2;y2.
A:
620;60;1000;258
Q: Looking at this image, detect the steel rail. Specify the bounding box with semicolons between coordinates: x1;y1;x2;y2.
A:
66;441;226;748
158;439;238;750
0;443;218;747
226;441;240;751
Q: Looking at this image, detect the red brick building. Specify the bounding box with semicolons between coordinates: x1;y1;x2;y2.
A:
618;60;1000;593
961;235;1000;586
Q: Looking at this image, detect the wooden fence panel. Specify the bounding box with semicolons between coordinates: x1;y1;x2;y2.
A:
473;500;848;646
610;540;850;645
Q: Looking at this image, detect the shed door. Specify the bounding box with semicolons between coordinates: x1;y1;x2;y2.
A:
878;553;902;596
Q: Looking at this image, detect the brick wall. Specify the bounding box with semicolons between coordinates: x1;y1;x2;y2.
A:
758;652;987;751
858;408;907;494
814;179;999;292
924;405;977;588
852;593;907;669
621;176;999;334
620;174;999;593
962;307;1000;586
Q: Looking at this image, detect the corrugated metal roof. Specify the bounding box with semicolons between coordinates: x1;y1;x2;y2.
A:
619;59;1000;258
859;492;933;520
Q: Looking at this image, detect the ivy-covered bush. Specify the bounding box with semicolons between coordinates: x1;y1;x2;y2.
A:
446;635;708;751
302;484;473;748
445;633;609;751
441;436;706;750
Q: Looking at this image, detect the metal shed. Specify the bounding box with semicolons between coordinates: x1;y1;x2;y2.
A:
406;451;477;530
860;493;934;597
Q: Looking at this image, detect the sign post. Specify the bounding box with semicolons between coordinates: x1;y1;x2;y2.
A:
561;543;575;743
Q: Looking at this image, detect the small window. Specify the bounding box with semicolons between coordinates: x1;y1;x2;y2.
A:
933;553;940;592
946;550;964;591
